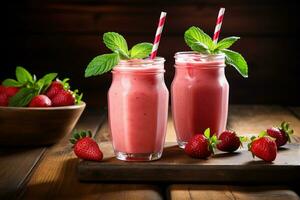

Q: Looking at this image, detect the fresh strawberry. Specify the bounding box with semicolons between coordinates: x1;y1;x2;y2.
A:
0;85;19;97
70;130;103;161
249;132;277;162
0;93;9;106
29;95;52;107
184;128;218;159
217;130;242;152
266;122;293;147
5;86;19;97
0;85;6;94
51;90;75;106
45;79;70;99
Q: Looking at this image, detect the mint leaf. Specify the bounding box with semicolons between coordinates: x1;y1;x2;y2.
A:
9;87;37;107
37;73;57;93
222;49;248;78
215;36;240;51
15;66;33;84
184;26;214;52
2;79;23;87
129;42;153;59
85;53;119;77
190;42;210;53
103;32;129;58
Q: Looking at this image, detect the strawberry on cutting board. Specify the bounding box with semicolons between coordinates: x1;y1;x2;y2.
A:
217;130;243;153
266;121;293;147
248;132;277;162
70;130;103;162
184;128;218;159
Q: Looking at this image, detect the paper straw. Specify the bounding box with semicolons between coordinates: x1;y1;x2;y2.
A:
150;12;167;59
213;8;225;44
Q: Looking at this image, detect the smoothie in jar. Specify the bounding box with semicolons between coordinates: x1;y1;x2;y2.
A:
171;52;229;148
108;58;169;161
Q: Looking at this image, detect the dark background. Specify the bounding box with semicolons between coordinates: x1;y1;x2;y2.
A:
1;0;299;109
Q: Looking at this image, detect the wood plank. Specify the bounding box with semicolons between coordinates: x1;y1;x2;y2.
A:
168;185;300;200
21;110;163;200
77;142;300;183
0;148;45;199
227;105;300;138
79;105;300;183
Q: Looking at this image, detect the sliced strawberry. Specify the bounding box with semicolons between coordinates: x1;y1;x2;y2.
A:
29;95;52;107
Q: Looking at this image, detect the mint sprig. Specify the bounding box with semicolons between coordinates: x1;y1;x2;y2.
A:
184;26;248;78
85;32;153;77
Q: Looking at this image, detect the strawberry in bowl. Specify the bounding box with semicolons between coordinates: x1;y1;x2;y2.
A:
0;66;85;146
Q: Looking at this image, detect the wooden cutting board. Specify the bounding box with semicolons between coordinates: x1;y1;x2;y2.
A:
77;142;300;183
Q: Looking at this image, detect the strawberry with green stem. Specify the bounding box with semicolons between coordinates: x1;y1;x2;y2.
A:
217;130;249;153
266;121;293;147
248;131;277;162
184;128;218;159
70;130;103;162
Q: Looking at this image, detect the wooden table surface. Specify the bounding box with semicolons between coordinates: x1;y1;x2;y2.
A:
1;105;300;200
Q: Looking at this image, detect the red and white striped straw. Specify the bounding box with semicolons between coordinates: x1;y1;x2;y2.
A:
150;11;167;59
213;8;225;44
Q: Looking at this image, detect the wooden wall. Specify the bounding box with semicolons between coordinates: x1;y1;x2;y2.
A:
1;1;299;108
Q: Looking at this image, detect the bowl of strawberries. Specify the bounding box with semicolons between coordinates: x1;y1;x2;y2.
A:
0;67;85;146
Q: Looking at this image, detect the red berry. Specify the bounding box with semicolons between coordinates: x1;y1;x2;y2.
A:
0;93;9;106
5;87;19;97
29;95;52;107
0;85;6;94
0;85;19;97
250;136;277;162
70;130;103;162
45;81;64;99
266;127;287;147
217;130;241;152
266;122;293;147
184;132;216;159
51;90;75;106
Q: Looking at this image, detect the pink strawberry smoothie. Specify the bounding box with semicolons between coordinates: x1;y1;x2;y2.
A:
171;52;229;148
108;58;169;161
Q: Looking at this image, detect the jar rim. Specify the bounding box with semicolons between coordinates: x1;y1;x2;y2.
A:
175;51;225;59
112;57;165;73
118;57;165;65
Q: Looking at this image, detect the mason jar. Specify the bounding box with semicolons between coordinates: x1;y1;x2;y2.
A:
108;58;169;161
171;52;229;148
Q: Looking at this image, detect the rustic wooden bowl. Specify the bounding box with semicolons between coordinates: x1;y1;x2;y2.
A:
0;102;86;146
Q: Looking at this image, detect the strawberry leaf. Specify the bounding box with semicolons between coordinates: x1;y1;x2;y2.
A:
204;128;210;139
258;131;267;138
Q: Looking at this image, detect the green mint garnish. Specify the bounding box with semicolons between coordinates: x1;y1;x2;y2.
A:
184;26;248;78
85;32;153;77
